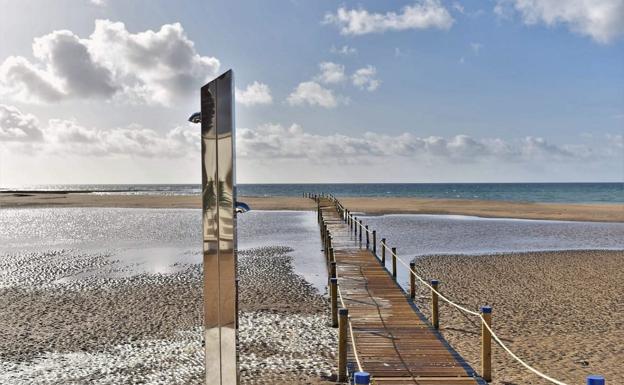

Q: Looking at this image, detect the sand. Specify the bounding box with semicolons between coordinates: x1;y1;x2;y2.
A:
410;250;624;385
2;193;622;383
0;245;337;385
1;192;623;222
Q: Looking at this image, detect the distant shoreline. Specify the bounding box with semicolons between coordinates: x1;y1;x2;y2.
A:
2;182;622;205
1;192;623;222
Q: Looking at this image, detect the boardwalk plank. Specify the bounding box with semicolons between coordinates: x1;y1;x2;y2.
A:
318;198;483;385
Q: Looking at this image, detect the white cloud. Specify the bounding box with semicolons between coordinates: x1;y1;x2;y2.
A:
89;0;106;6
238;123;381;162
0;56;64;103
352;65;380;91
0;104;43;142
606;133;623;148
330;45;357;55
287;81;345;108
235;81;273;106
394;47;408;57
42;120;200;158
315;62;346;84
88;20;220;104
0;107;199;158
45;121;199;158
324;0;454;35
470;42;483;55
35;30;119;98
237;123;602;164
495;0;624;43
0;20;220;105
2;106;616;167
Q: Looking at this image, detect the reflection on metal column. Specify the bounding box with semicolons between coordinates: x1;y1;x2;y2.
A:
201;70;237;385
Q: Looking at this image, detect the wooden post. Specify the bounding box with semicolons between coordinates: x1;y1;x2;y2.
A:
324;229;329;258
409;262;416;299
330;247;335;263
481;306;492;382
365;225;370;248
321;222;327;252
327;236;332;263
431;280;439;329
338;308;349;382
391;247;397;279
330;278;338;327
358;220;363;243
317;202;320;223
330;261;336;280
353;217;357;234
381;238;386;264
372;230;377;256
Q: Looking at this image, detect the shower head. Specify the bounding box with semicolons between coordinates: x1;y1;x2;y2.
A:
188;112;201;124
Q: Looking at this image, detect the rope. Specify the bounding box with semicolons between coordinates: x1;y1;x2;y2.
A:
350;214;374;235
330;197;570;385
336;285;364;373
382;229;569;384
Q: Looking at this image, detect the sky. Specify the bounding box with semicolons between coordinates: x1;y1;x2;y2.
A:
0;0;622;185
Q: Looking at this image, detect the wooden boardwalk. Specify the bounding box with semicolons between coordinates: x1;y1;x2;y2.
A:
319;198;484;385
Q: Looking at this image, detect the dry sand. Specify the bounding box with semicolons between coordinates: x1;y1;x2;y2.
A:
411;250;624;385
1;192;622;222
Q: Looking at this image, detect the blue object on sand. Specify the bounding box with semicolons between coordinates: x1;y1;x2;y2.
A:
353;371;370;384
587;375;605;385
480;306;492;314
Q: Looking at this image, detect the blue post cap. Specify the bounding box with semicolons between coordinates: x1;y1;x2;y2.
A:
339;308;349;316
481;306;492;314
431;279;439;285
330;278;338;284
587;375;605;385
354;371;371;384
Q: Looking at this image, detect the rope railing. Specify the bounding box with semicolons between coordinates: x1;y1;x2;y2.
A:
307;192;596;385
386;243;569;385
336;285;364;373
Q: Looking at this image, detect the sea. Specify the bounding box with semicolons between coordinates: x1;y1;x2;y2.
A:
2;183;623;203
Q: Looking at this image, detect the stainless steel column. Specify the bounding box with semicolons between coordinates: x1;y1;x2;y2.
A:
201;70;237;384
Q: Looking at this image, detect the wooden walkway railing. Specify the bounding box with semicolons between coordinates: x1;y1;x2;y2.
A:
314;195;485;385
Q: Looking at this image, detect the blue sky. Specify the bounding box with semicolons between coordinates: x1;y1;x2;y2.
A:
0;0;622;184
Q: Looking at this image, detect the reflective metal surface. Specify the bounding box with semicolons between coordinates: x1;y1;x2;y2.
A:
201;70;237;384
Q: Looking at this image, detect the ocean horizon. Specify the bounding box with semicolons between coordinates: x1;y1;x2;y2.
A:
2;182;622;204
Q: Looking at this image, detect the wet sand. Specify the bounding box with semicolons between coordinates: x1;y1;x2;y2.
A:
411;250;624;385
0;246;336;384
1;192;622;222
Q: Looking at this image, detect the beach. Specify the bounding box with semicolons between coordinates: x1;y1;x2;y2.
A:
1;192;623;222
0;195;623;384
0;208;336;385
411;250;624;384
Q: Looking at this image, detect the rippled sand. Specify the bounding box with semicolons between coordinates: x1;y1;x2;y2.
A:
0;209;335;385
